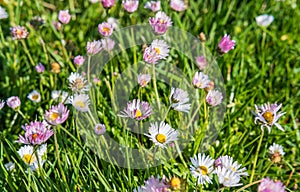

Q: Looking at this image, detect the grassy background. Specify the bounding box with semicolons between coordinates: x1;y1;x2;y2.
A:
0;0;299;191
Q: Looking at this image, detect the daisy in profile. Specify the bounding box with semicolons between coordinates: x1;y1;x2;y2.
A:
51;90;68;102
192;72;210;89
268;143;285;163
44;103;69;125
138;74;151;87
0;6;8;20
170;0;186;12
256;14;274;27
214;167;243;187
190;153;215;185
258;177;285;192
120;99;152;120
101;38;115;51
145;121;178;148
68;72;89;93
27;90;41;103
143;39;169;64
149;11;172;34
206;90;223;106
86;40;102;55
144;1;161;12
17;121;54;145
17;144;47;171
122;0;139;13
252;103;286;133
215;155;248;177
169;87;191;113
67;94;90;112
195;56;207;70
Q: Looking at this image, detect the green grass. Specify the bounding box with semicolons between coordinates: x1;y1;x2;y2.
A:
0;0;300;191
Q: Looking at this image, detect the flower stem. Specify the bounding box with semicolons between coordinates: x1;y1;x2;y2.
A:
21;40;35;67
261;161;273;178
152;64;161;110
236;180;262;192
54;127;67;183
250;130;264;183
162;105;171;122
17;109;29;123
87;55;91;85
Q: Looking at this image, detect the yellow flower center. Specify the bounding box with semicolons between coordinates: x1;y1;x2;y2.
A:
75;101;85;108
263;111;274;124
170;177;181;189
196;82;203;88
16;29;23;36
102;27;111;34
74;78;84;89
225;177;230;181
159;19;164;24
23;154;34;164
272;152;281;163
230;166;236;172
32;133;38;139
197;165;208;175
32;94;39;100
135;109;142;118
49;112;60;121
156;133;166;144
154;47;161;54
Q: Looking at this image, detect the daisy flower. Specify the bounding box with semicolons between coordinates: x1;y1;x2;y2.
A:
268;143;285;163
258;177;285;192
94;124;106;135
35;63;45;73
215;167;243;187
68;72;89;93
4;162;15;171
58;10;71;24
195;56;207;70
206;90;223;106
190;153;215;185
0;6;8;20
169;87;191;113
27;90;41;103
102;0;115;8
145;121;178;148
138;74;151;87
123;0;139;13
101;38;115;51
6;96;21;110
17;121;54;145
120;99;152;120
17;144;47;171
149;11;172;34
98;22;114;37
86;40;102;55
252;103;286;133
143;39;170;64
192;72;210;89
68;94;90;112
51;90;68;102
10;26;29;40
144;1;161;12
107;17;119;29
141;175;169;191
74;55;85;66
170;177;181;189
215;155;249;177
256;14;274;27
44;103;69;125
218;34;235;54
170;0;186;12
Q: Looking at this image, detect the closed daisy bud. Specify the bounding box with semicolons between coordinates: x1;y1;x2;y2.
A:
58;10;71;24
268;143;285;163
74;55;85;66
10;26;29;40
122;0;139;13
94;124;106;135
86;40;102;55
205;81;215;92
52;21;62;31
27;90;41;103
6;96;21;110
218;34;235;54
51;62;61;73
199;32;206;42
102;0;115;8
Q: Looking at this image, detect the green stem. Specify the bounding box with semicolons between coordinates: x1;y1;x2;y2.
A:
21;40;35;67
250;130;264;183
261;161;273;178
152;64;161;110
162;105;172;122
17;109;29;123
236;180;262;192
53;127;67;184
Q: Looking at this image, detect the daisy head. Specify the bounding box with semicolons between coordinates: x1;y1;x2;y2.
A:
10;26;29;40
142;175;169;191
68;72;89;93
122;0;139;13
214;167;243;187
170;0;186;12
258;177;285;192
68;94;90;112
44;103;69;125
35;63;45;73
101;38;115;52
6;96;21;110
169;87;191;113
215;155;249;177
27;90;41;103
102;0;115;8
74;55;85;66
17;121;54;145
252;103;286;133
206;90;223;106
218;34;235;54
17;144;47;171
143;39;170;64
120;99;152;120
145;121;178;148
192;72;210;89
86;40;102;55
58;10;71;24
138;74;151;87
94;124;106;135
195;56;207;70
98;22;114;37
144;1;161;12
149;11;172;35
190;153;215;185
268;143;285;163
256;14;274;27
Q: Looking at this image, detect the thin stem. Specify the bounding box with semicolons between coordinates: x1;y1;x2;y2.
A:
21;40;35;67
186;97;206;129
162;105;172;122
261;161;273;178
17;110;29;123
87;55;91;85
216;186;225;192
250;129;264;183
236;180;262;192
53;127;67;183
152;64;161;110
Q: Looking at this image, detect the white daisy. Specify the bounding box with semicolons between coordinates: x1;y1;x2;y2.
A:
145;121;178;148
68;94;90;112
268;143;285;163
68;72;89;93
206;90;223;106
51;90;69;102
192;72;210;89
255;14;274;27
190;153;215;185
17;144;47;171
215;167;243;187
150;39;170;59
0;6;8;20
169;87;191;113
27;90;41;103
4;162;15;171
138;74;151;87
119;99;152;120
216;155;249;177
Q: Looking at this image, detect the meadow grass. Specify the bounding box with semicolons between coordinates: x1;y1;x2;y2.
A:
0;0;299;191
